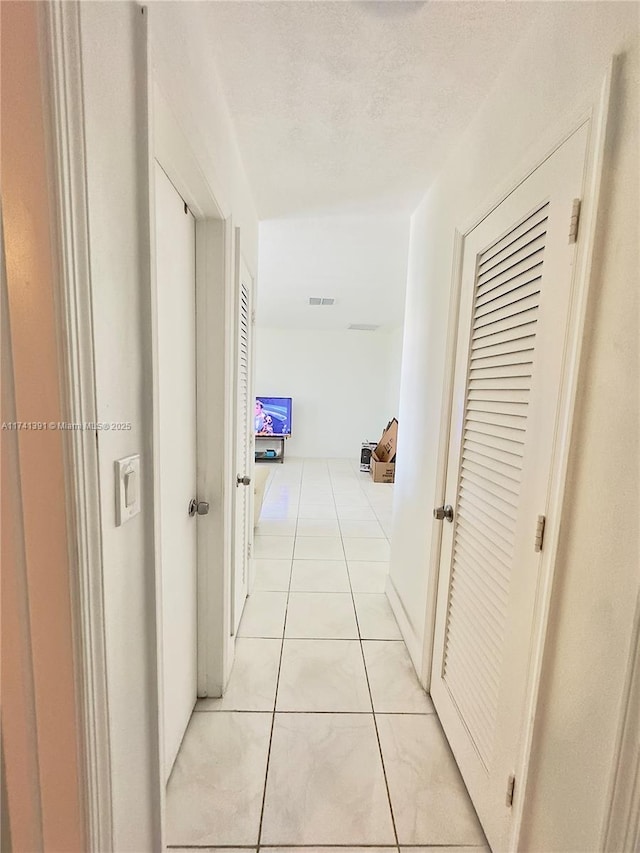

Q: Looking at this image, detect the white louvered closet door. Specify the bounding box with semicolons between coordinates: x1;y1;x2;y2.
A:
430;124;589;851
232;259;254;635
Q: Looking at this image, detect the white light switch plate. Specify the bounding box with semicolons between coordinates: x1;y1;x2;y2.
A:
115;454;141;526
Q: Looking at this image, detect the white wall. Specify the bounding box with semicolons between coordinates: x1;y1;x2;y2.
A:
385;325;404;422
147;3;259;268
78;3;258;849
255;327;402;459
257;215;409;331
390;3;639;851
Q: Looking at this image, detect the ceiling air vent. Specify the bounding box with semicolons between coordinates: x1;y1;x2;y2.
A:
349;324;380;332
309;297;335;306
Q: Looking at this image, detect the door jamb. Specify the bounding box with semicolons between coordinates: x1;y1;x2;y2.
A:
243;251;257;594
601;592;640;851
420;61;614;849
42;3;113;848
230;234;257;628
144;50;236;684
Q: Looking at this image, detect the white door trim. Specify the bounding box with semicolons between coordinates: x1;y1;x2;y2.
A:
242;248;257;594
230;233;256;629
421;61;614;850
193;213;236;696
602;592;640;851
41;2;113;849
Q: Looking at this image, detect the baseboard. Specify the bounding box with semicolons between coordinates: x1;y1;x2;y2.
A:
386;575;425;685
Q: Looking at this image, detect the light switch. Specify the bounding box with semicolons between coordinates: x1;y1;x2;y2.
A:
115;454;141;526
124;469;137;507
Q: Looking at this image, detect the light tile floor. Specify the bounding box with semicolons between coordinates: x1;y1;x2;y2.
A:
167;458;488;852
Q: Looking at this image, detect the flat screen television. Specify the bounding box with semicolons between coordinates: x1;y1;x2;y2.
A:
255;396;292;437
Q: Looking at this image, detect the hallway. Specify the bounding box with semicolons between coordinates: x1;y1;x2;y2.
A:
166;458;487;851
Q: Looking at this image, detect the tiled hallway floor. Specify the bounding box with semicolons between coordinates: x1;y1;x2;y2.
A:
167;458;488;852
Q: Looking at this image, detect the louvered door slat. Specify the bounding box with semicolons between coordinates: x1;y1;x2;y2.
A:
454;538;510;600
472;307;538;341
463;447;522;480
476;236;545;286
476;255;544;301
456;548;509;608
469;388;530;403
455;517;512;577
477;204;548;266
459;479;518;523
475;289;540;325
471;322;537;352
457;506;513;560
463;437;523;468
445;647;499;735
458;486;518;538
465;410;527;432
450;557;508;628
465;450;520;494
448;586;505;666
445;648;501;734
477;230;545;279
463;424;524;453
476;269;541;308
461;458;521;495
454;517;512;581
443;202;546;768
445;617;502;697
469;372;531;389
476;259;543;303
470;335;536;361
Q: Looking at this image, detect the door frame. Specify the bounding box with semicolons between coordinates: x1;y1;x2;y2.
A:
231;232;257;630
421;62;614;848
144;18;241;737
242;252;257;593
41;3;113;848
142;9;244;842
602;592;640;851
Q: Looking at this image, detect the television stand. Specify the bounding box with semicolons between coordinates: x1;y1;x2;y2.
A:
255;436;286;464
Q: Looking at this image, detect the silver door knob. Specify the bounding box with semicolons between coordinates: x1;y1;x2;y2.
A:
188;499;210;517
433;504;454;522
237;475;251;486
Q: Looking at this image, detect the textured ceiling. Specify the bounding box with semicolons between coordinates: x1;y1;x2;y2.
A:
199;1;540;218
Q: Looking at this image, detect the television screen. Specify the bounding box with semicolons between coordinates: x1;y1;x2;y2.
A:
255;397;292;437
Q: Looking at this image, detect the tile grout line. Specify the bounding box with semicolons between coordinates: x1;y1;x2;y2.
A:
330;464;401;853
193;709;434;715
167;846;486;851
255;459;304;852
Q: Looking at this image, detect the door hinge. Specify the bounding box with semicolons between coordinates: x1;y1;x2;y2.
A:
568;198;581;244
505;774;516;808
251;308;256;325
534;514;546;552
247;541;252;558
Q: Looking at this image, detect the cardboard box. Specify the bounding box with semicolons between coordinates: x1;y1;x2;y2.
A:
370;455;395;483
370;419;398;483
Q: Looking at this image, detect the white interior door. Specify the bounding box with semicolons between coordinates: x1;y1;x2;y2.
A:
155;162;198;780
232;257;254;634
430;124;589;850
